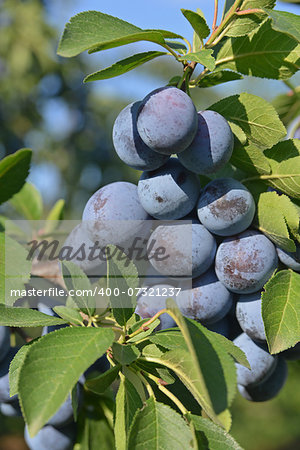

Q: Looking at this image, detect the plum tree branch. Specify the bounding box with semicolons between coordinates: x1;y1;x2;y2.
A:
212;0;219;31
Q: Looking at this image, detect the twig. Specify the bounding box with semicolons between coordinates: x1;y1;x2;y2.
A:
212;0;219;31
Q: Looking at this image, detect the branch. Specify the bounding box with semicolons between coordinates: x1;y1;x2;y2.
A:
212;0;219;31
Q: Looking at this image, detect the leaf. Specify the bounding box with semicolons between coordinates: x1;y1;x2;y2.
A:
264;140;300;199
43;199;65;234
216;19;300;80
0;235;32;306
84;51;167;82
128;397;194;450
114;377;143;450
9;340;37;397
0;149;32;205
262;270;300;354
57;11;166;57
188;415;243;450
107;245;139;327
0;305;67;327
231;144;271;175
225;1;275;37
179;49;215;71
265;9;300;43
204;330;250;369
10;182;43;220
256;191;299;251
272;89;300;126
53;306;84;325
197;70;243;88
209;93;286;148
19;327;114;436
181;9;210;40
127;318;161;343
112;343;140;365
85;365;121;396
62;261;95;317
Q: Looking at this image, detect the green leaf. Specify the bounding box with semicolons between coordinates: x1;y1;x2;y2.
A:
256;191;299;251
0;305;67;327
231;144;271;175
53;306;84;325
205;330;250;369
262;270;300;354
112;342;140;365
0;235;32;307
264;140;300;199
0;149;32;205
84;51;167;82
19;326;114;436
209;93;286;148
57;11;166;57
216;19;300;80
9;340;37;397
107;245;139;327
188;415;243;450
128;397;194;450
265;9;300;43
85;365;121;396
197;70;243;88
114;377;143;450
127;318;161;343
273;89;300;126
179;49;215;71
226;1;275;37
62;261;95;317
10;182;43;220
43;199;65;234
181;9;210;40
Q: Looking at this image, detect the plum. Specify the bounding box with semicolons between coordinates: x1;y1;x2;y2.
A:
147;221;216;278
0;327;10;364
178;110;233;174
112;101;169;170
215;230;278;294
197;178;255;236
137;86;198;155
24;423;76;450
138;158;201;220
236;291;266;342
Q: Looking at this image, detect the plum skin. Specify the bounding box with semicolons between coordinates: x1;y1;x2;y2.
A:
178;110;234;174
0;326;10;364
236;291;266;342
112;101;169;170
24;423;76;450
176;267;233;324
233;333;277;386
238;356;287;402
197;178;255;237
138;158;201;220
137;87;198;155
147;221;216;278
82;181;149;246
215;230;278;294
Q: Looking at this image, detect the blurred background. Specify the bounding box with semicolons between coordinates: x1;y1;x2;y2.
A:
0;0;299;449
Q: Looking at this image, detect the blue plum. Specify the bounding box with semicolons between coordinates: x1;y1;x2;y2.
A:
238;356;287;402
236;291;266;342
24;423;76;450
276;245;300;272
82;181;149;246
0;326;10;363
233;333;276;386
178;110;234;174
215;230;278;294
147;221;216;278
0;347;18;403
137;86;198;155
0;399;22;417
138;158;201;220
135;284;176;330
206;317;230;338
112;101;169;170
281;342;300;360
197;178;255;236
176;268;233;324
